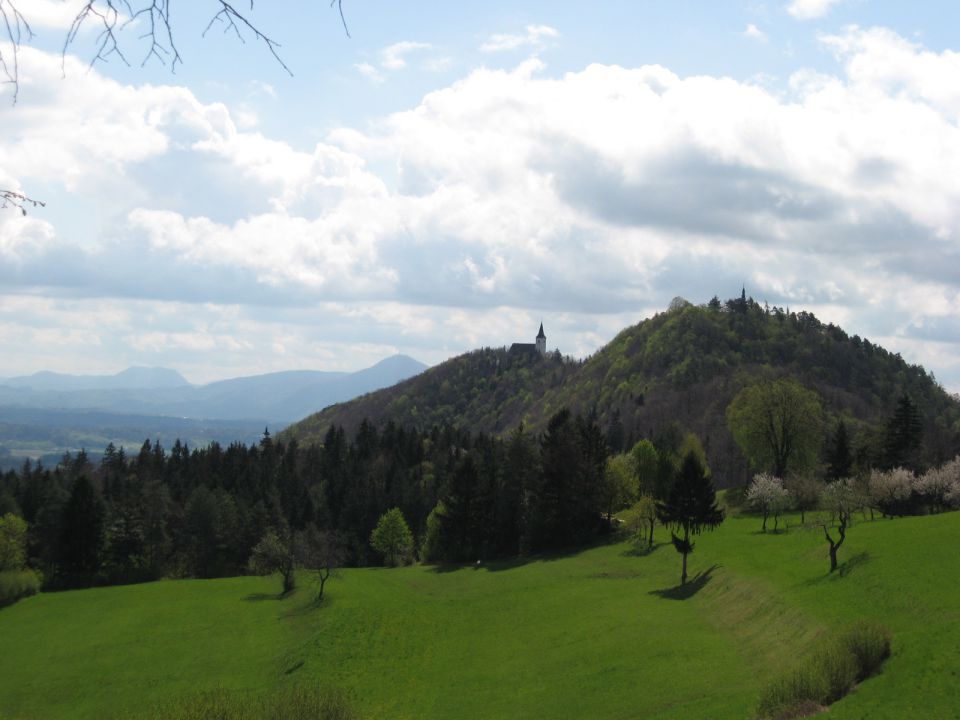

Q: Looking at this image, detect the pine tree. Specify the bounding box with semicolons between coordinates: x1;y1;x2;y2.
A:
826;419;853;481
656;450;724;585
882;394;923;472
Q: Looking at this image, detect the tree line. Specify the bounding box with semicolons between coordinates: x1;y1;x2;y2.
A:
0;408;641;590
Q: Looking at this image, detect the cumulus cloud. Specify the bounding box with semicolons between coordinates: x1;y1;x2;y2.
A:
480;25;559;53
381;41;431;70
744;24;768;42
5;29;960;388
787;0;844;20
355;40;432;81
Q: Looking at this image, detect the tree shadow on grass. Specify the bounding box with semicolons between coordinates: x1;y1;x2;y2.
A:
805;552;871;585
622;542;662;558
243;591;291;602
649;565;719;601
426;535;625;574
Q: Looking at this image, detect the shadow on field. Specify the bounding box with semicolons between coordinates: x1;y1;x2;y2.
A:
806;552;871;584
426;535;624;574
622;542;662;557
244;592;289;602
649;565;719;600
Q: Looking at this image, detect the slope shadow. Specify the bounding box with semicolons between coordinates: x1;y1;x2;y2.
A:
649;564;719;600
426;534;626;574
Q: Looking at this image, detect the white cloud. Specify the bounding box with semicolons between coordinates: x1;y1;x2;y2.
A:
15;0;103;31
355;41;432;82
381;41;431;71
354;62;384;83
787;0;843;20
6;29;960;389
744;24;768;42
481;25;559;53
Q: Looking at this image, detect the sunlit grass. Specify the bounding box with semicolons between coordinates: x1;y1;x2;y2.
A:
1;511;957;719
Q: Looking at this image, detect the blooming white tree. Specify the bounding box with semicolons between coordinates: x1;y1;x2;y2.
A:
868;467;914;518
746;473;791;532
916;457;960;513
820;478;857;573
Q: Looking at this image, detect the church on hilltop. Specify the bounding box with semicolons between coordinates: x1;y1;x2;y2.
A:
509;322;547;356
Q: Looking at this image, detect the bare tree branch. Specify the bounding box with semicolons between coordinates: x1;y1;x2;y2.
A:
203;1;291;76
2;1;351;99
1;190;45;215
0;0;32;104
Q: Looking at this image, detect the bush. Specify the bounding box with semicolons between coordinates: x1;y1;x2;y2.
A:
839;619;892;680
0;569;42;607
140;684;359;720
756;620;892;719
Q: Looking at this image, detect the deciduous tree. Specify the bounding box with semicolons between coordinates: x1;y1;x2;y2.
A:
746;474;790;532
370;508;413;567
727;378;823;478
0;513;28;571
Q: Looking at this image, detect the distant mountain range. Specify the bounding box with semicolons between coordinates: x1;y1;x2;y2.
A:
0;355;427;423
0;355;428;469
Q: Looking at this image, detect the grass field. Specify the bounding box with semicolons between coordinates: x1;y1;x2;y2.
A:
1;510;958;719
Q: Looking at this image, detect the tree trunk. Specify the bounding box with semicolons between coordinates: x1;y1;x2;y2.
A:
828;543;838;572
762;511;768;532
648;518;655;549
680;526;689;585
317;568;329;602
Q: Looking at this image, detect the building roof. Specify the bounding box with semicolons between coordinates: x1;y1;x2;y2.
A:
536;322;546;340
509;343;538;354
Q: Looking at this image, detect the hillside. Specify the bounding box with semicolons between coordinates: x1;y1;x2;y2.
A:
1;511;958;719
283;297;960;485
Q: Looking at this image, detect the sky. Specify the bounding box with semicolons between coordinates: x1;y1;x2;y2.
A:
1;0;960;391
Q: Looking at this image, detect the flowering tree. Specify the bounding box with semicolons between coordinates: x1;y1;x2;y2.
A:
867;468;913;518
820;479;857;573
746;473;790;532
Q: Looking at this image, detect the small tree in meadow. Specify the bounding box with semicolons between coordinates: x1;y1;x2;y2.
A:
299;527;346;603
746;474;790;532
634;495;657;549
820;479;856;573
784;475;821;525
370;508;414;566
249;529;297;594
656;450;724;585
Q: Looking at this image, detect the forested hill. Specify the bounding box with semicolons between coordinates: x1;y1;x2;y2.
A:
282;295;960;485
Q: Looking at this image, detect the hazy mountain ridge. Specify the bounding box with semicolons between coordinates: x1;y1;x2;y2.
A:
0;355;427;423
282;298;960;485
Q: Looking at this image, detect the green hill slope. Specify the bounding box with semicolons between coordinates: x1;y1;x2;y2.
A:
2;511;958;719
284;298;960;484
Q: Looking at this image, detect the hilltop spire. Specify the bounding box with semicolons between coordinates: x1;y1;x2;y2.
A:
536;321;546;355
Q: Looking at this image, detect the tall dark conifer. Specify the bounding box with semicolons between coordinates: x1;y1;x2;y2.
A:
656;450;724;585
826;418;853;481
882;394;923;472
58;475;105;582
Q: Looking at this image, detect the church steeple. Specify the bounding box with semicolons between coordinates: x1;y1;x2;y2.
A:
536;322;546;355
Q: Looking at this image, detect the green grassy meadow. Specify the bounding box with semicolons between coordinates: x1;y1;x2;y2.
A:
1;511;958;719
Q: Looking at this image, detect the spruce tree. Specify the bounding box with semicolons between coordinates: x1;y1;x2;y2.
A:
826;419;853;481
882;394;923;472
656;450;724;585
